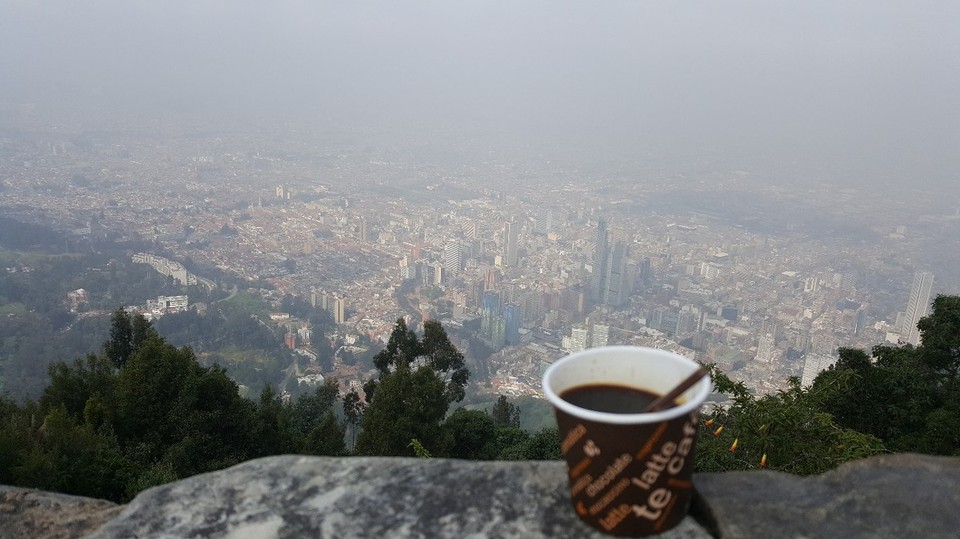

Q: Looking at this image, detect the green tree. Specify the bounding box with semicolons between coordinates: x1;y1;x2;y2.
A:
523;427;563;460
250;385;296;457
355;363;449;456
698;367;885;475
421;320;470;404
131;313;160;352
288;380;346;456
356;319;470;456
814;345;935;448
371;318;421;376
812;296;960;455
442;408;498;460
14;406;133;502
490;395;521;429
492;427;532;460
342;388;364;451
104;308;133;369
164;363;257;477
41;353;115;424
917;295;960;384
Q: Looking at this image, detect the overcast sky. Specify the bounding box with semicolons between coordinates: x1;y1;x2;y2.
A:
2;1;958;185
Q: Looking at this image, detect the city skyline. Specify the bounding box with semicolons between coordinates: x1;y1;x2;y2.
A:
1;0;959;400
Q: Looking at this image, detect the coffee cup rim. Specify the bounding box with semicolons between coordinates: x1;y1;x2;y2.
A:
542;345;712;425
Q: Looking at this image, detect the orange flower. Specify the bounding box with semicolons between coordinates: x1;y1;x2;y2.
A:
759;453;768;468
704;418;715;427
729;438;739;452
712;426;724;437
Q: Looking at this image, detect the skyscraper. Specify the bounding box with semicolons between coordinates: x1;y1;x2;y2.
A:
503;221;519;267
483;267;500;291
592;217;609;302
801;353;837;387
902;271;934;345
638;256;653;290
503;304;521;345
590;323;609;348
569;325;589;353
358;217;367;242
329;297;346;325
481;291;501;338
443;240;463;277
604;241;629;307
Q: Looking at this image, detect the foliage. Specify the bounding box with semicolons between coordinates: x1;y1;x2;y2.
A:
356;363;450;456
0;313;345;502
356;319;470;457
696;367;885;475
811;295;960;455
442;409;498;460
342;388;364;451
489;394;521;429
4;292;960;504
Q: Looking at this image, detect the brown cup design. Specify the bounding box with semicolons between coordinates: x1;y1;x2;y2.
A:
543;346;710;537
556;409;700;536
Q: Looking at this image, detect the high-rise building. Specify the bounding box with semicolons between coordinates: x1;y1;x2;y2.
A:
484;267;500;291
481;291;501;338
488;316;506;350
534;208;553;233
503;304;521;345
590;323;609;348
853;307;869;336
902;271;934;345
358;218;368;242
503;221;519;267
443;240;463;277
800;353;837;387
482;291;501;317
638;256;653;290
297;326;312;346
592;217;609;302
604;241;629;306
756;332;776;363
569;325;589;353
464;221;479;240
328;297;346;325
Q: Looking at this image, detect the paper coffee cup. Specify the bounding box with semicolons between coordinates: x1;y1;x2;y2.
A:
543;346;711;537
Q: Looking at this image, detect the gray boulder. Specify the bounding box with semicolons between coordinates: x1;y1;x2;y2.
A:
3;453;960;538
0;486;120;539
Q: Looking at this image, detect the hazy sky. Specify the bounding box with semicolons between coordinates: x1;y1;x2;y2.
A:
2;1;958;185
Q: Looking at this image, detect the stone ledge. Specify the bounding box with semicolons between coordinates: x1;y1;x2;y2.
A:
694;453;960;538
1;453;958;538
0;486;121;539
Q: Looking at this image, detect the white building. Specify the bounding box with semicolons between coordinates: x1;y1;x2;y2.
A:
801;353;838;387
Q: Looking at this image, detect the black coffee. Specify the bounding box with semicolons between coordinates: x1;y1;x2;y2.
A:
560;384;665;414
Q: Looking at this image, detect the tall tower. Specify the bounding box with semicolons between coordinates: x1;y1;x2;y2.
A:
328;297;346;325
503;221;519;267
503;304;521;345
592;217;609;302
902;271;934;345
604;241;629;306
358;218;368;243
481;291;502;340
569;325;589;353
443;240;463;277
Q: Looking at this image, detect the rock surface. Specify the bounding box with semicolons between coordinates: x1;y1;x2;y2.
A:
2;453;959;538
0;486;120;539
86;457;708;539
694;453;960;539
